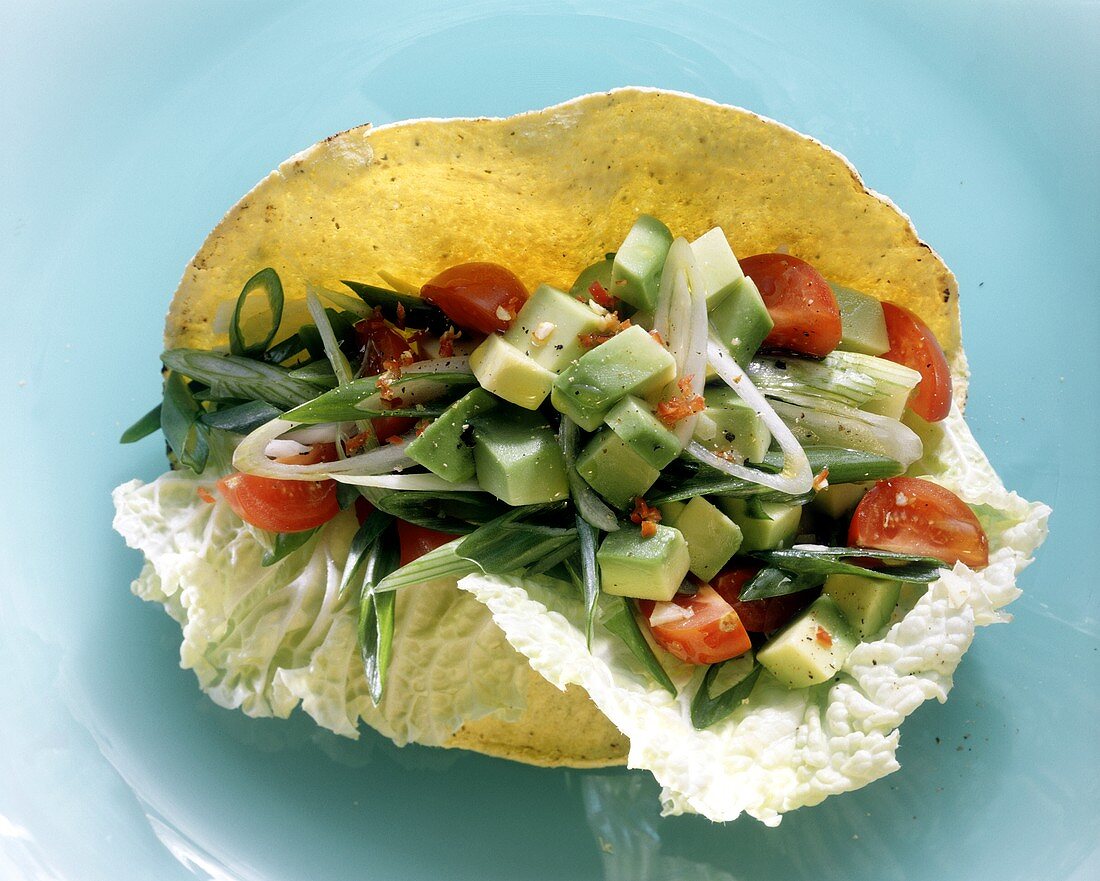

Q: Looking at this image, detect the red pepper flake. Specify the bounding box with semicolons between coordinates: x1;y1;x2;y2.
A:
655;376;705;427
386;435;404;445
815;626;833;648
812;467;830;493
395;302;407;329
588;280;616;309
579;315;631;349
376;371;397;401
630;497;662;536
649;329;666;347
414;418;431;436
344;431;372;454
438;325;461;358
197;487;216;504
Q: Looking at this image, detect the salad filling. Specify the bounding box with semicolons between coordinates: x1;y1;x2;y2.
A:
123;216;990;719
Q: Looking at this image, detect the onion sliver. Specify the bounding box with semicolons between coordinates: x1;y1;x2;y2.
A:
704;338;814;495
330;473;483;491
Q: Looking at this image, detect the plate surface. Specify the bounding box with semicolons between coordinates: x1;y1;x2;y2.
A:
2;1;1097;879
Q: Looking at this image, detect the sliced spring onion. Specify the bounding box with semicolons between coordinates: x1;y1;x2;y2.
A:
306;291;355;385
200;400;283;435
691;658;761;730
375;539;472;593
362;489;500;533
161;349;320;410
161;371;209;473
229;268;284;357
282;371;476;424
558;417;619;532
339;509;395;599
287;362;339;387
771;394;923;467
342;280;450;332
261;527;320;567
601;598;676;696
120;404;162;443
574;516;601;649
703;337;813;495
826;350;921;418
310;282;372;319
356;526;400;705
747;355;877;408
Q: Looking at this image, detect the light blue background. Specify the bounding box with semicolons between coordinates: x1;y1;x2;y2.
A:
2;1;1097;879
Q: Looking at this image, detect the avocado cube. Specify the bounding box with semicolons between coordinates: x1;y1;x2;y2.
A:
503;284;608;372
603;395;681;470
690;227;745;309
717;498;802;552
822;573;900;640
575;430;660;509
471;408;568;506
829;283;890;356
569;256;614;299
597;524;691;601
708;276;773;366
469;333;555;410
694;387;772;463
406;388;497;482
551;325;676;430
662;496;743;582
757;595;857;688
811;481;871;519
611;215;674;310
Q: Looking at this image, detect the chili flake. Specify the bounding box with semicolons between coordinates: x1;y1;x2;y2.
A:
588;280;616;309
655;376;705;427
815;626;833;648
630;497;662;536
197;487;216;504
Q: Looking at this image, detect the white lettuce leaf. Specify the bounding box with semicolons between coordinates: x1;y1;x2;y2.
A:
456;404;1050;824
112;472;529;745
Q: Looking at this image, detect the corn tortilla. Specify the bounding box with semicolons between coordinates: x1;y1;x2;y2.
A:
165;88;966;767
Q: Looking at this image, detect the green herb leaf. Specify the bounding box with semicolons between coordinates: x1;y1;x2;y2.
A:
360;488;502;533
120;404;162;444
161;349;321;410
375;539;473;593
199;400;283;434
601;597;676;696
358;528;401;706
574;516;601;649
339;509;395;600
160;371;209;473
282;372;476;424
525;537;581;576
342;280;450;332
741;546;944;600
229;268;284;357
261;527;320;567
650;446;903;504
287;361;339;387
691;660;762;729
262;333;305;365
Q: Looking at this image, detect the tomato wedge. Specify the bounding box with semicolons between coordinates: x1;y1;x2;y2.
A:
420;262;528;334
740;253;841;357
711;564;814;633
638;585;752;665
217;473;340;533
355;316;420;439
849;476;988;569
880;302;952;422
397;520;460;567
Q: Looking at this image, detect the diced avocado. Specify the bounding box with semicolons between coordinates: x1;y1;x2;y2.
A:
503;284;608;372
662;496;743;582
811;481;872;519
551;325;676;430
405;387;497;482
575;430;660;509
603;395;681;470
708;276;773;366
611;215;673;310
694;386;772;463
829;283;890;356
569;255;614;299
896;581;930;616
717;497;802;552
690;227;745;309
757;595;857;688
469;333;555;410
822;573;900;640
596;524;690;601
470;408;568;505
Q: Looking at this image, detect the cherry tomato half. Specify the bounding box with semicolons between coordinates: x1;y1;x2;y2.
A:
420;262;528;334
397;520;460;567
880;302;952;422
216;473;340;533
356;316;417;376
849;476;988;569
740;253;842;357
710;565;814;633
638;585;752;665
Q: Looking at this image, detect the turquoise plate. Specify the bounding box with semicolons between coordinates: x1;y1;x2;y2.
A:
2;1;1096;878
